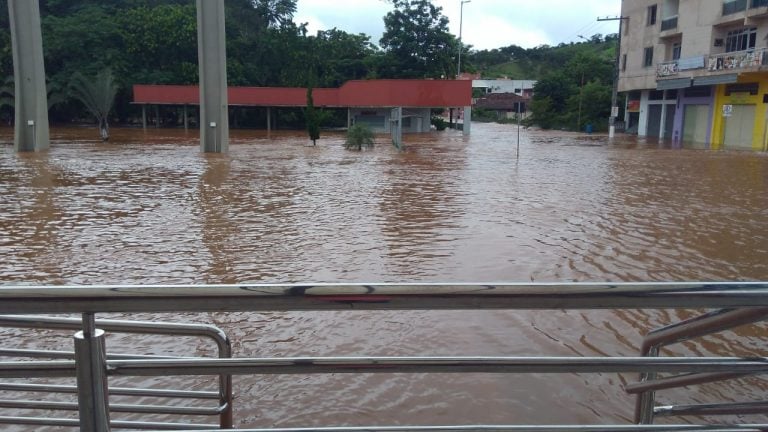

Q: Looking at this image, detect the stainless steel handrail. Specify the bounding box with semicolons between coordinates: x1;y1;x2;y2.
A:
0;282;767;313
633;308;768;423
0;314;233;429
141;425;768;432
0;283;766;431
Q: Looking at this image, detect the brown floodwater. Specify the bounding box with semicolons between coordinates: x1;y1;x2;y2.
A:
0;124;767;429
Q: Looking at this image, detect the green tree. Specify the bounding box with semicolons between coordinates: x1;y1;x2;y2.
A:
306;86;320;145
117;4;198;85
69;69;119;141
379;0;457;79
345;124;375;151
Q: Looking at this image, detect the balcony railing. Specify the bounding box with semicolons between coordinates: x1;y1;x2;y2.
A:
661;16;678;31
657;60;680;77
723;0;748;15
708;48;768;71
657;49;767;80
752;0;768;8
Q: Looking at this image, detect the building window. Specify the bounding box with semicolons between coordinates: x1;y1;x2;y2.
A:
643;46;654;67
725;27;757;52
647;5;657;26
649;90;665;100
622;54;627;71
725;82;759;95
672;43;682;60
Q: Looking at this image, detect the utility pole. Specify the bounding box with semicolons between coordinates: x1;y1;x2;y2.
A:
598;16;628;139
457;0;471;77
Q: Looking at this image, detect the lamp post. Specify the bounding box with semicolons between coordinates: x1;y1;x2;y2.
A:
457;0;471;78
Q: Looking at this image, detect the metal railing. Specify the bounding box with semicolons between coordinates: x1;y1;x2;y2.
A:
661;16;678;32
0;283;766;431
629;307;768;424
0;314;233;430
752;0;768;8
657;60;680;78
708;48;768;72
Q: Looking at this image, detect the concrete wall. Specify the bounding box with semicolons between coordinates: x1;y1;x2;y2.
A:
350;108;432;134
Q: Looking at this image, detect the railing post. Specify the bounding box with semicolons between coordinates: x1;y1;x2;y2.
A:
74;313;110;432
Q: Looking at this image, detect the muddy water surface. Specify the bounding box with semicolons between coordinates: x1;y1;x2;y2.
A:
1;124;767;428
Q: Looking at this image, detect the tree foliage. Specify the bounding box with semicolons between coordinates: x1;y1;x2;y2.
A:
345;124;375;151
0;0;618;132
379;0;457;79
69;69;119;140
306;86;320;145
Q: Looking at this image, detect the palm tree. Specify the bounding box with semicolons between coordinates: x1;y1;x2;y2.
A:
69;69;119;141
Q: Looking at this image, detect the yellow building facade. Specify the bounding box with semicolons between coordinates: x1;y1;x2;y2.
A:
711;73;768;151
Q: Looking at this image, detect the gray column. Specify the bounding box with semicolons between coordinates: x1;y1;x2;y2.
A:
141;105;147;130
8;0;50;152
266;107;272;136
183;104;189;131
197;0;229;153
463;106;472;136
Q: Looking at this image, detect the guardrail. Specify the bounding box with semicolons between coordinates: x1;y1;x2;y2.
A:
0;283;766;431
0;315;232;429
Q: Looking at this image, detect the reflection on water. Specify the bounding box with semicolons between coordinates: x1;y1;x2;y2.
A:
0;124;767;427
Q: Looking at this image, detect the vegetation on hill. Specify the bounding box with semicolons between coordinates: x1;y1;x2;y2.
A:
467;35;618;132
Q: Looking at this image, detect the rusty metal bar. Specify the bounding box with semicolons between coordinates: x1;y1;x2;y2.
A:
625;371;753;394
634;308;768;423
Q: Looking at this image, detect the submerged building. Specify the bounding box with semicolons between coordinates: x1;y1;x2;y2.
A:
620;0;768;151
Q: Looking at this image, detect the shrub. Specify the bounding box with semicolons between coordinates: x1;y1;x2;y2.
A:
344;124;375;151
431;116;448;131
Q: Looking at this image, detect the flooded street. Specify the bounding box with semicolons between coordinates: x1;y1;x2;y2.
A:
1;123;767;427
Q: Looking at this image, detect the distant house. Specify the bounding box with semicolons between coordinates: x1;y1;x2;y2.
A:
474;93;530;120
473;79;536;98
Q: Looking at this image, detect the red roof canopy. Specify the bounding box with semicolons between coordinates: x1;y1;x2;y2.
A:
133;80;472;108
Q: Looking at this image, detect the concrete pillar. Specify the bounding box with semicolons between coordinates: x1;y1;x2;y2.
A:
197;0;229;153
266;107;271;135
154;105;160;128
347;108;352;129
463;106;472;136
141;105;147;130
392;107;403;150
183;104;189;130
8;0;50;152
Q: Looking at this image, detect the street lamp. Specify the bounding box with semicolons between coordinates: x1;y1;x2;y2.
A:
457;0;471;78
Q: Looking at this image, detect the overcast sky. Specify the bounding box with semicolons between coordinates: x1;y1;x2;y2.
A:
295;0;621;50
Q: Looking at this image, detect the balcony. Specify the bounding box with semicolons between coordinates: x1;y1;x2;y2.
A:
657;60;680;77
723;0;748;15
708;47;768;72
661;16;678;31
748;0;768;18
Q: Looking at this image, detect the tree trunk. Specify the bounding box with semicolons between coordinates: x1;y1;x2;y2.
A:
99;117;109;141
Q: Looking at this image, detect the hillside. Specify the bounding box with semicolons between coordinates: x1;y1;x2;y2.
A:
468;35;617;80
